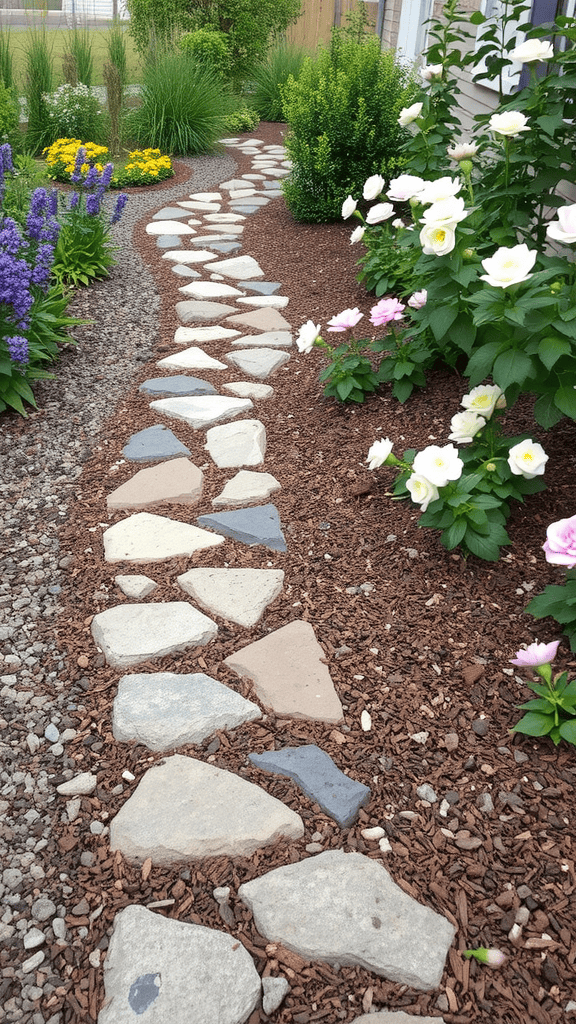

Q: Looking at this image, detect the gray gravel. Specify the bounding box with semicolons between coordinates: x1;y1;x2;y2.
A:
0;148;237;1023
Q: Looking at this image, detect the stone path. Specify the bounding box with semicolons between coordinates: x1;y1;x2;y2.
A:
81;138;455;1021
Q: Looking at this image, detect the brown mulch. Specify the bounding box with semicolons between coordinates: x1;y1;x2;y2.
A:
11;124;576;1023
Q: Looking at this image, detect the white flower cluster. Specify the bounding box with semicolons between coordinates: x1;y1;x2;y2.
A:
43;83;101;132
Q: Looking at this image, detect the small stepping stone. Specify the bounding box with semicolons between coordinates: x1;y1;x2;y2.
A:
110;755;304;863
151;395;253;430
237;295;289;308
205;223;244;235
205;419;266;468
249;745;370;827
238;850;455;991
242;173;266;181
243;281;282;295
226;348;290;379
177;568;284;626
226;205;264;215
123;425;190;463
103;512;224;563
176;300;238;324
229;188;256;199
107;459;204;510
226;308;292;331
91;603;217;669
113;671;262;749
171;264;201;278
231;331;291;348
173;325;240;345
204;212;245;223
187;191;222;201
158;348;227;371
222;382;274;401
146;221;196;235
177;200;220;212
212;469;280;507
219;178;252;189
139;375;217;397
200;241;242;253
152;207;191;220
156;235;183;248
206;255;264;280
178;281;242;300
162;249;218;263
224;620;344;723
229;195;270;206
262;180;284;189
261;189;283;198
197;504;286;552
115;575;157;599
99;905;261;1024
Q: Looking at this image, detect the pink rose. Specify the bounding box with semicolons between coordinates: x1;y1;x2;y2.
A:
369;297;405;327
510;640;560;668
543;514;576;567
326;307;364;332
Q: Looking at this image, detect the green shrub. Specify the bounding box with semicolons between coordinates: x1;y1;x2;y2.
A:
43;83;105;146
252;40;306;121
223;103;260;134
179;28;231;76
281;32;417;223
126;50;235;155
0;79;19;148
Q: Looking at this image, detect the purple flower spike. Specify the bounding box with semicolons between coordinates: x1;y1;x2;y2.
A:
48;189;59;217
0;143;13;172
71;147;86;183
6;336;29;365
510;640;560;668
110;192;128;224
69;191;80;210
86;193;101;216
101;162;114;188
83;166;99;191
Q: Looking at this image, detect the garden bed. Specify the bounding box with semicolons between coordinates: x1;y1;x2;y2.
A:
5;123;576;1023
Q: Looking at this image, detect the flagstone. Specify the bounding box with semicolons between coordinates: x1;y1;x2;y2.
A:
107;459;204;510
237;295;289;308
206;255;264;280
238;850;455;991
162;249;219;263
222;382;274;401
112;671;262;750
122;425;191;463
225;348;290;379
197;504;286;552
176;300;238;324
227;205;264;216
203;223;244;234
211;469;280;507
178;201;221;212
226;308;291;331
197;240;241;253
229;195;270;206
156;235;183;248
103;512;224;563
205;420;266;468
229;189;256;199
109;755;304;864
91;603;217;669
115;575;158;600
150;395;253;430
178;281;243;300
188;192;222;201
242;173;266;181
139;375;217;397
177;568;284;627
146;221;196;235
99;905;261;1024
249;745;370;827
173;326;240;345
152;207;191;220
171;264;201;278
243;281;282;295
219;178;253;189
204;212;245;223
231;331;291;348
224;620;344;723
158;348;227;371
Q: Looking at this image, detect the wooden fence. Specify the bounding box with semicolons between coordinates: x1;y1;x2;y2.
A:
287;0;381;50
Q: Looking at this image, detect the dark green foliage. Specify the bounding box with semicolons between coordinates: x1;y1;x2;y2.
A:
66;25;94;86
23;26;54;154
251;40;306;121
178;28;231;77
0;79;18;148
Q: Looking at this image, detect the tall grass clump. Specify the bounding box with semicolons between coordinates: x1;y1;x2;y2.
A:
282;31;417;222
66;23;94;86
23;24;54;154
0;27;14;91
103;61;122;156
106;18;128;89
127;50;235;155
252;40;307;122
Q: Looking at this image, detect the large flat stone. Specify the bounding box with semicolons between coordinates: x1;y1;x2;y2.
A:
158;348;227;371
225;348;290;379
178;281;243;300
103;512;224;563
224;620;343;723
205;212;246;223
222;382;274;400
249;745;370;827
91;603;217;669
162;250;219;264
177;568;284;627
187;191;222;201
139;375;217;397
122;425;190;463
176;200;220;212
113;671;262;750
231;332;292;348
173;326;240;345
150;395;253;430
206;255;264;280
237;295;289;308
107;459;203;510
171;264;201;277
238;850;456;991
109;755;304;864
205;420;266;468
99;905;260;1024
226;308;292;332
146;221;196;235
243;282;282;295
152;207;191;220
212;469;280;507
197;505;286;552
176;300;238;324
229;195;270;206
156;234;185;248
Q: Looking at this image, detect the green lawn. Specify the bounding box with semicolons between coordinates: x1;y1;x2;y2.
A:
4;23;143;88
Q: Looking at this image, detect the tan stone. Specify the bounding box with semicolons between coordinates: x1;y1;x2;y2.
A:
107;459;203;510
225;308;292;332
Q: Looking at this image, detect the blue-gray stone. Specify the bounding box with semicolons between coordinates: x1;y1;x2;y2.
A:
244;281;282;295
225;206;260;216
152;207;191;220
249;745;371;827
263;180;283;189
123;425;191;463
139;376;218;397
128;973;161;1015
155;235;183;248
197;504;286;552
44;723;59;743
171;264;201;278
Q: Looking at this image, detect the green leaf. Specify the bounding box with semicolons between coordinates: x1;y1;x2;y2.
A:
493;350;533;390
463;530;500;561
392;379;414;403
558;718;576;744
511;711;555;736
443;518;468;549
554;384;576;419
534;393;564;429
336;378;354;401
464;342;501;385
538;335;572;371
428;305;459;342
517;698;554;713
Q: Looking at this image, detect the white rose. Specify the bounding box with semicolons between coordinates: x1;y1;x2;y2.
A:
363;174;385;201
488;110;530;137
406;473;439;511
507;439;548;479
412;444;463;487
418;176;462;204
398;102;423;126
420;63;443;82
386;174;425;202
296;320;321;354
546;203;576;244
366;202;395;225
392;218;405;229
448;410;486;442
366;437;394;470
341;195;357;219
461;384;503;420
350;225;366;244
447;141;479;161
510;39;554;63
420;195;469;227
420;222;457;256
407;289;427;309
479;243;537;288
